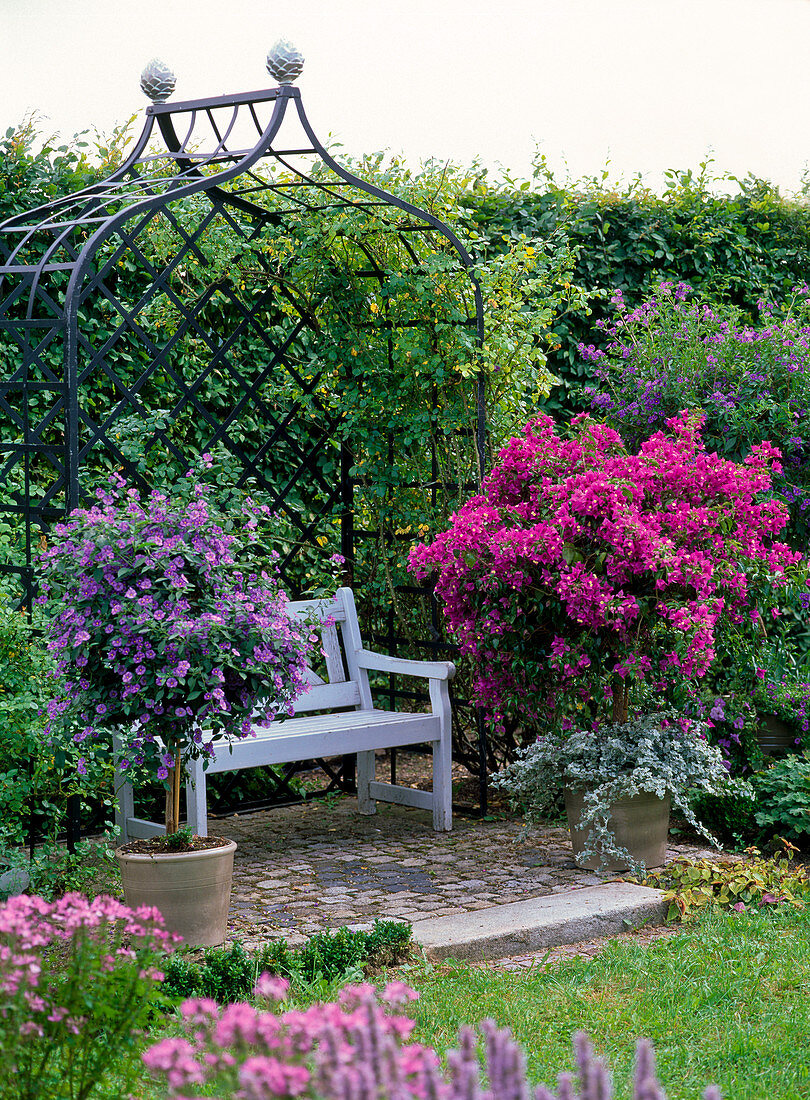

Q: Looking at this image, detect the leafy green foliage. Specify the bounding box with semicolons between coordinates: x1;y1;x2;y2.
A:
0;592;115;849
161;940;257;1004
644;844;810;921
160;827;195;852
463;161;810;418
294;920;411;981
0;837;119;904
689;788;759;848
753;752;810;844
160;920;412;1005
0;118;100;220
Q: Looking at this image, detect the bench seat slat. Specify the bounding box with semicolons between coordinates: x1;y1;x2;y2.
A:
204;711;439;773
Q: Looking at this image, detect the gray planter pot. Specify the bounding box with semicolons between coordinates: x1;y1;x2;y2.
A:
0;863;30;900
564;788;671;872
756;713;799;758
116;838;236;947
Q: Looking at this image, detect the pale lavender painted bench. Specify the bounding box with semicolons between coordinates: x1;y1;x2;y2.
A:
114;587;455;841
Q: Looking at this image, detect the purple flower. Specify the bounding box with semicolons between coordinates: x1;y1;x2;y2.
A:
36;472;314;789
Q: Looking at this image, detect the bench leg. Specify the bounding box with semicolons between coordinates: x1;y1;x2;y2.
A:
430;679;453;832
357;750;376;816
432;736;453;832
185;759;208;836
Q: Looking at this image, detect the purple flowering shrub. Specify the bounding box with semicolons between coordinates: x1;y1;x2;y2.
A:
409;411;805;746
38;470;314;831
143;978;720;1100
578;279;810;766
580;280;810;549
0;892;174;1100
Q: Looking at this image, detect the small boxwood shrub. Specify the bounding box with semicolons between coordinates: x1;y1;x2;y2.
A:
160;920;413;1004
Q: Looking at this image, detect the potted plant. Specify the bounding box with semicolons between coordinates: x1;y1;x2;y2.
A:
410;411;805;865
37;467;313;945
493;710;739;872
752;675;810;758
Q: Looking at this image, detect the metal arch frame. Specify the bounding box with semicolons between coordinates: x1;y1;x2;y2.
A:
0;81;485;522
0;77;489;811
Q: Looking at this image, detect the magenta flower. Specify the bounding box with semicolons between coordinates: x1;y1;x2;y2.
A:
410;411;805;735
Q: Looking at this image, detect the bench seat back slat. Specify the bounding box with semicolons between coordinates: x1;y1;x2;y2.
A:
286;592;350;690
292;680;361;713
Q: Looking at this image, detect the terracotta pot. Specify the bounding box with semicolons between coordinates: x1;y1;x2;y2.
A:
564;788;670;872
756;713;799;758
116;838;236;947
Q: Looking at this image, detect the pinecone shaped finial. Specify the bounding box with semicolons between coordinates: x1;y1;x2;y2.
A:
140;58;176;103
266;39;304;85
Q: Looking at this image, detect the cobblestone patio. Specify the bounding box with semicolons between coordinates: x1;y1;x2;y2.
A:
215;790;715;953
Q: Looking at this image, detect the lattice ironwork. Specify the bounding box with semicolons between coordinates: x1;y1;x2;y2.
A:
0;65;488;823
0;80;484;600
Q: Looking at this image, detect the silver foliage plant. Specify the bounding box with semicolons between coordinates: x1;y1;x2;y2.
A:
493;710;751;872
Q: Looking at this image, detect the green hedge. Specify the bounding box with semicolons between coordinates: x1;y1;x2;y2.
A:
460;164;810;416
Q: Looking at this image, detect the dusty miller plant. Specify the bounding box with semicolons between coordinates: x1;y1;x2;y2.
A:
493;710;749;873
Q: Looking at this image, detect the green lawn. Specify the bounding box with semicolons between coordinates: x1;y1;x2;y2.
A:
120;905;810;1099
400;906;810;1099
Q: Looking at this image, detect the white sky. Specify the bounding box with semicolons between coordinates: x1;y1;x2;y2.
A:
3;0;810;194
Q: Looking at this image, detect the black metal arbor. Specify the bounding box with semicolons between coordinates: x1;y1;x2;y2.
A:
0;53;487;792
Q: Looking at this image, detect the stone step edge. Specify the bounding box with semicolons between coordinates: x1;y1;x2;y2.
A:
410;882;668;962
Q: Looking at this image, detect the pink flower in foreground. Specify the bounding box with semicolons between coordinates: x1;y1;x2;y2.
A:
255;973;290;1002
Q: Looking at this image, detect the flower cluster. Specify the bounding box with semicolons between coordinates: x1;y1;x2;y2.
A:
143;979;431;1097
37;473;314;786
410;412;804;737
143;978;719;1100
753;676;810;738
0;893;173;1099
581;280;810;548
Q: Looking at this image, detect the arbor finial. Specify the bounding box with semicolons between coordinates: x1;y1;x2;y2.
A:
266;39;304;85
140;59;176;103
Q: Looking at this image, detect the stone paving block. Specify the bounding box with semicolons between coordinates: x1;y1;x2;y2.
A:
411;884;668;962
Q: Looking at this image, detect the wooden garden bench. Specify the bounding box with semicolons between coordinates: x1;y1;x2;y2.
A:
114;587;455;841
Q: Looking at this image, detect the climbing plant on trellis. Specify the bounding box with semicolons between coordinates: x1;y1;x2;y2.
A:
0;51;490;811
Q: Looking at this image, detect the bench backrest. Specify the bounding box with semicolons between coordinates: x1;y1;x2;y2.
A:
285;587;372;714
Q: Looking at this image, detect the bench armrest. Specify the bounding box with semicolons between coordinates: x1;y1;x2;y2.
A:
355;649;456;681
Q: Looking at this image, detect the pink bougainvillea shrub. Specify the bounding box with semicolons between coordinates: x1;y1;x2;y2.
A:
409;411;806;738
